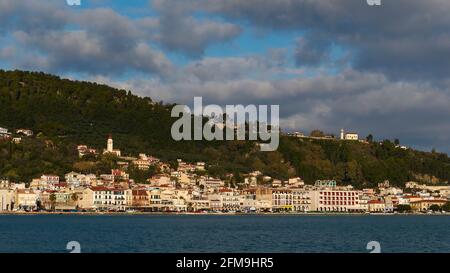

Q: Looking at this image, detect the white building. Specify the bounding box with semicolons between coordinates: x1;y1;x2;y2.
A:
133;157;151;170
272;188;293;211
310;189;362;212
0;127;8;134
0;127;11;138
103;134;121;157
288;177;304;187
16;129;34;137
65;172;96;187
41;174;60;185
200;177;224;188
0;189;14;211
208;189;241;211
196;162;206;171
292;188;312;212
14;189;38;210
81;187;127;211
340;129;359;141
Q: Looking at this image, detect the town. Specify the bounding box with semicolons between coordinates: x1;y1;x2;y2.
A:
0;126;449;214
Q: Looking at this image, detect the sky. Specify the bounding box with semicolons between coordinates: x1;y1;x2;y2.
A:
1;0;450;153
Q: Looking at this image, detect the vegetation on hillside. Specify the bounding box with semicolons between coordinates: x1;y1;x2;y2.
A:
1;70;450;188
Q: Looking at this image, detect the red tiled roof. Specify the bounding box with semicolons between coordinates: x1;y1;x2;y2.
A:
90;186;110;191
368;200;384;204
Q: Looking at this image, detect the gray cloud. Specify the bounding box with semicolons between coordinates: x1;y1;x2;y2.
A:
0;0;69;33
0;0;243;74
295;33;333;66
184;50;289;82
152;1;241;57
155;0;450;80
0;1;173;76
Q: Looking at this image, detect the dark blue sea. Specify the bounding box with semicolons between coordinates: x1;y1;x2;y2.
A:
0;215;448;253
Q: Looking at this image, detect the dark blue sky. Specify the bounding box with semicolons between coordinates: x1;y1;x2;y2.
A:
1;0;450;153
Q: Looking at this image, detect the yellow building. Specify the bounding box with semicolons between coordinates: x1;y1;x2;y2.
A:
410;199;447;212
368;200;385;212
15;189;38;210
0;189;14;211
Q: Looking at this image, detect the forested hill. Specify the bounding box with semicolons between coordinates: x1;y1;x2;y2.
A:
1;70;450;188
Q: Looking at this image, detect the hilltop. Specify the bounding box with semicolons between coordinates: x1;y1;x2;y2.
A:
1;70;450;188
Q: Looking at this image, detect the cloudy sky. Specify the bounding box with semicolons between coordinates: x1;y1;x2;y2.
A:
1;0;450;153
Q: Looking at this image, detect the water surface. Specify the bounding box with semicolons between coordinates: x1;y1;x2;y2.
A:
0;215;448;253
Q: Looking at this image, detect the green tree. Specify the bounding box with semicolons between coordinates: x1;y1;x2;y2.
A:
429;204;441;212
396;204;412;213
49;193;56;211
442;202;450;212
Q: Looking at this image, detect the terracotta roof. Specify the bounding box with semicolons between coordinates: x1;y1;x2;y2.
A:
90;186;111;191
368;200;384;204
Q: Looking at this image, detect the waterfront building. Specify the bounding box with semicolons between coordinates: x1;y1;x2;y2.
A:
14;189;38;211
0;189;14;211
80;187;127;211
272;188;293;212
255;187;272;209
291;188;312;212
358;195;370;211
208;188;241;211
189;198;210;211
367;200;386;212
410;199;447;212
384;196;399;212
148;188;162;210
310;189;362;212
126;189;150;210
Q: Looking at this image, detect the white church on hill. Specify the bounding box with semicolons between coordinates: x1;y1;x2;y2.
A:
103;134;121;157
340;129;359;141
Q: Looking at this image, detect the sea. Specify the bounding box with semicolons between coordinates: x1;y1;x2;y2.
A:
0;214;448;253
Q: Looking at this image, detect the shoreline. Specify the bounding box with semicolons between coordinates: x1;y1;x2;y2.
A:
0;211;448;216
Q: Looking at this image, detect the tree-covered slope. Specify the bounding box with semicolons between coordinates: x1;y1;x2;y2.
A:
1;70;450;188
